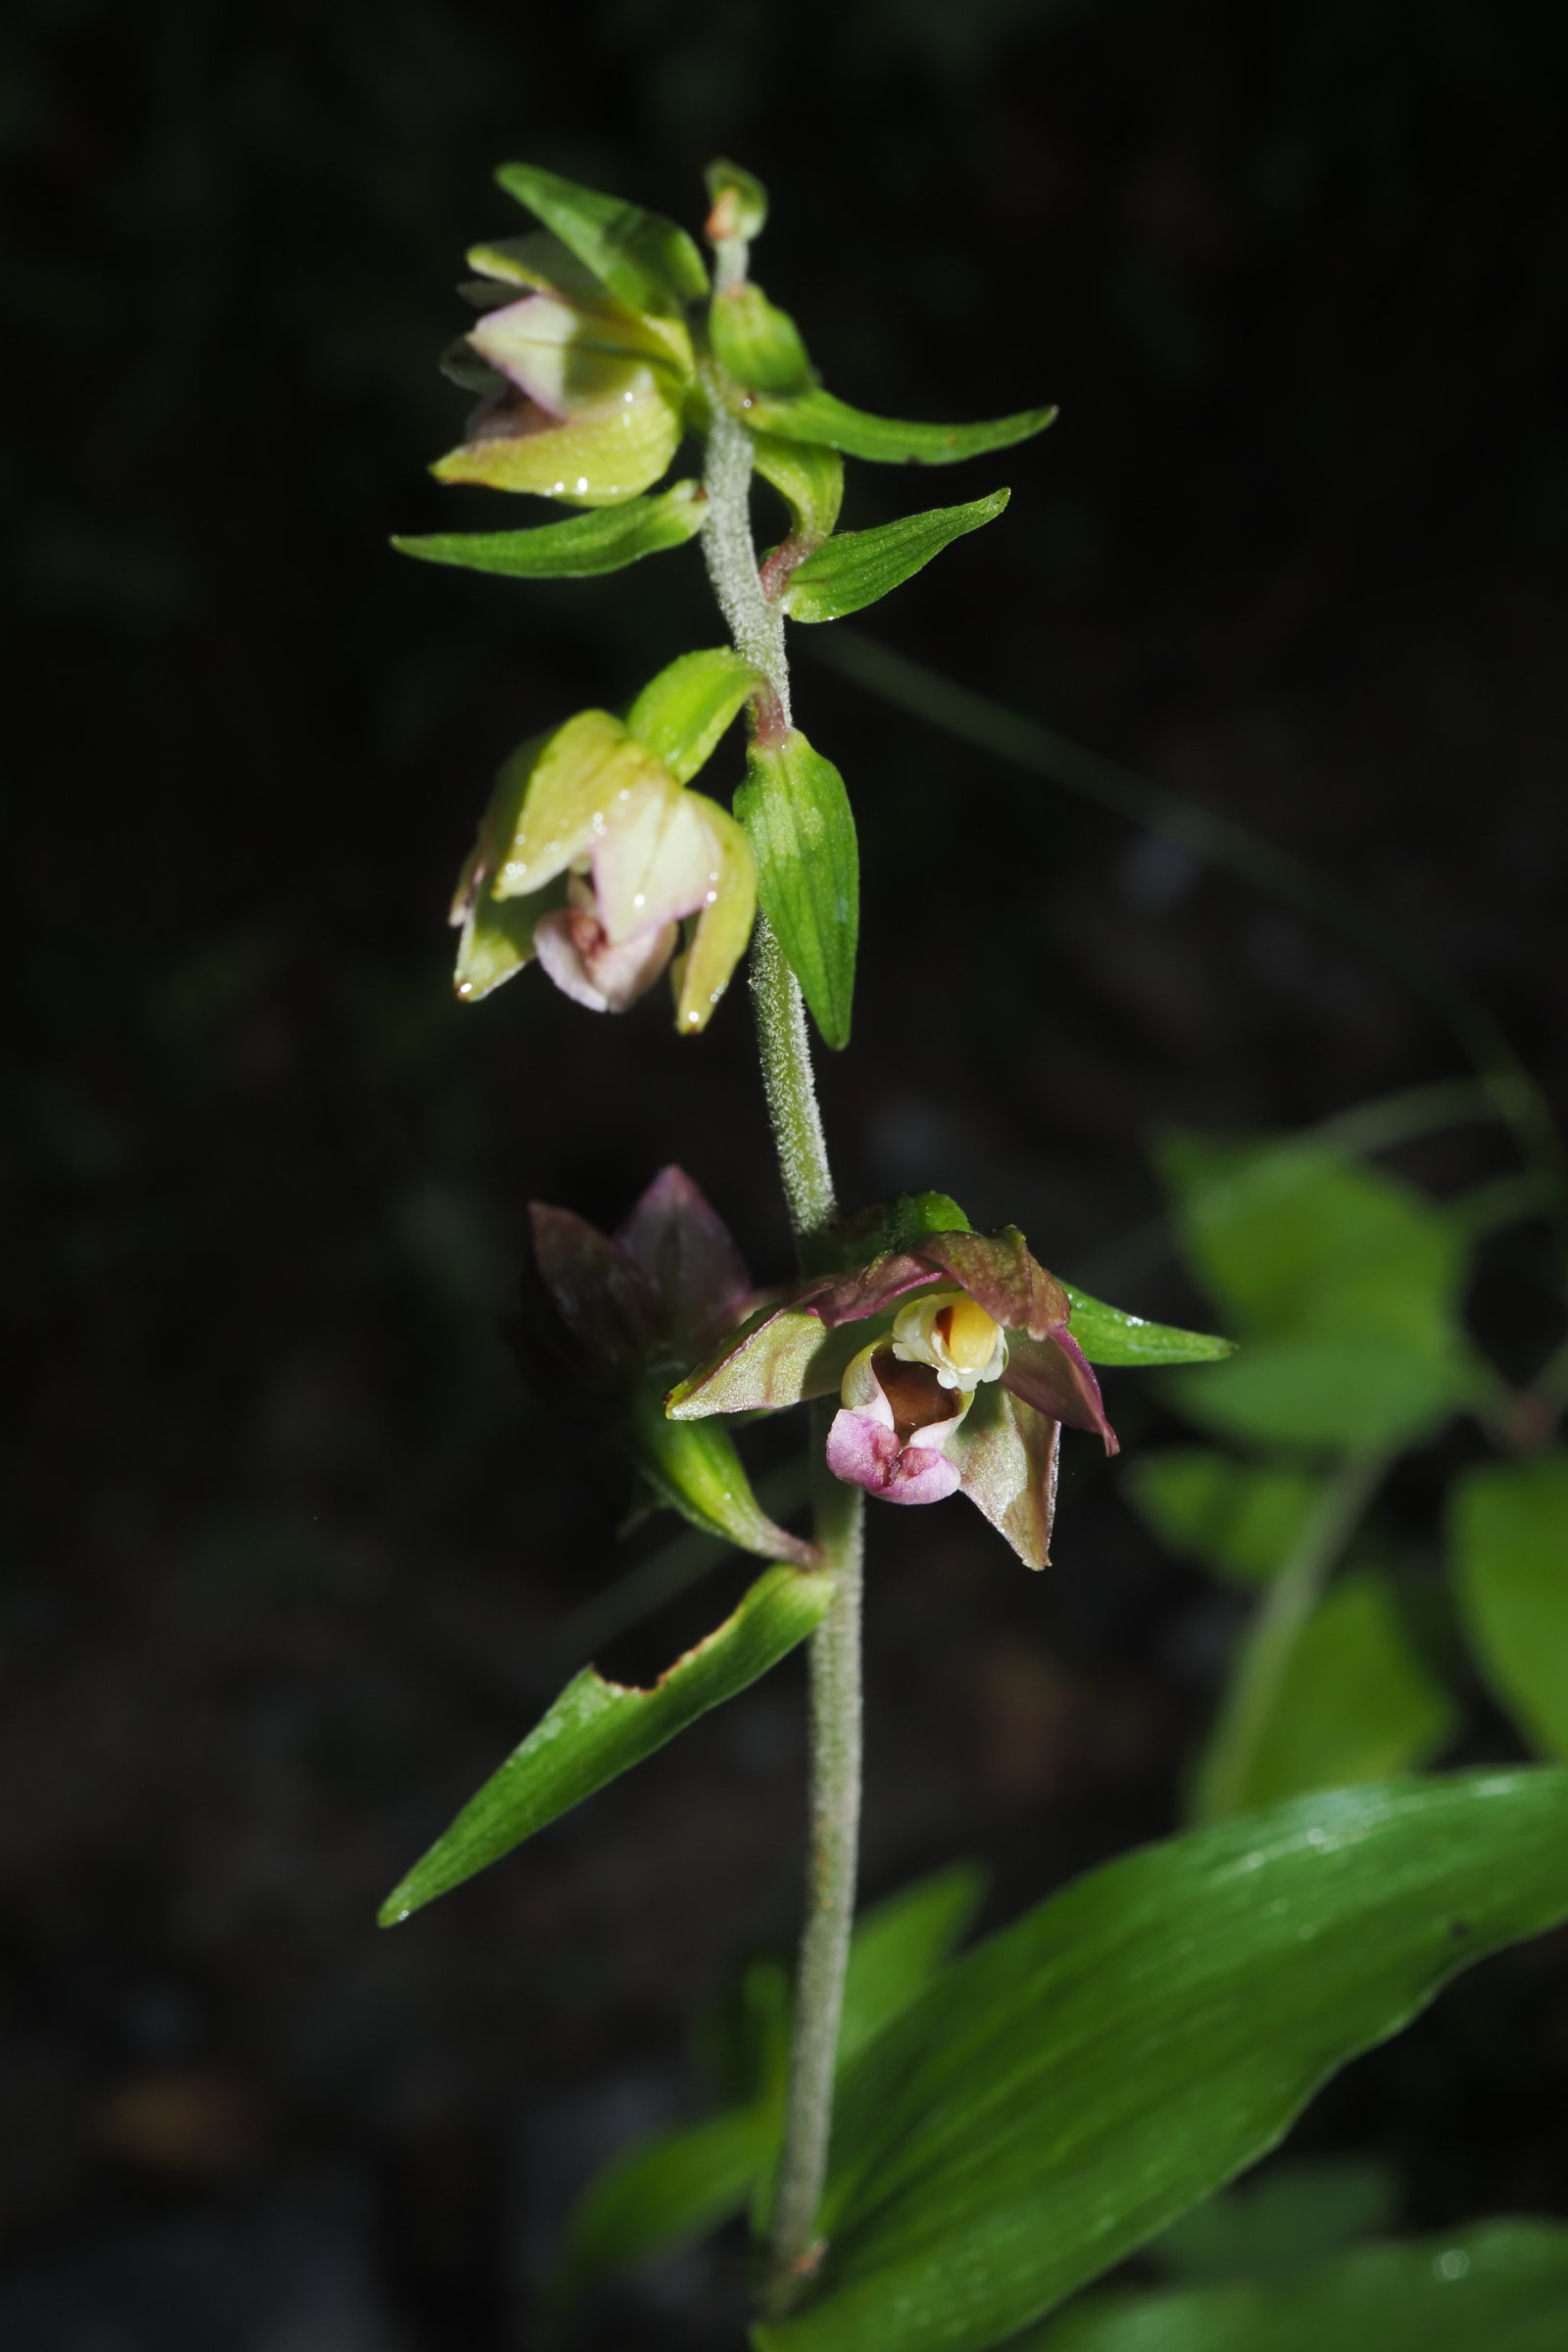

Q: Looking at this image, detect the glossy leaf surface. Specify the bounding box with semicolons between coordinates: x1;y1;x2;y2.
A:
736;729;858;1049
391;483;706;578
1451;1452;1568;1760
782;490;1009;622
755;1771;1568;2352
495;160;709;316
735;384;1057;466
1060;1283;1235;1369
380;1563;830;1924
1017;2223;1568;2352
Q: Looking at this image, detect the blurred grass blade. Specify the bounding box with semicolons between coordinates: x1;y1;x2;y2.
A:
392;482;707;578
755;1770;1568;2352
1451;1453;1568;1760
1013;2221;1568;2352
1123;1451;1324;1587
379;1563;831;1925
781;491;1009;622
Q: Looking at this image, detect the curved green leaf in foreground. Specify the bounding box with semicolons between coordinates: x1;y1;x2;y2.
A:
1018;2222;1568;2352
755;1771;1568;2352
391;481;708;579
781;490;1010;623
380;1562;831;1926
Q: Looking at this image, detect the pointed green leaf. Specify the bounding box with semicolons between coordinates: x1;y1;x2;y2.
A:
1061;1283;1235;1367
755;1770;1568;2352
379;1562;831;1925
781;490;1010;623
736;728;858;1049
1451;1452;1568;1761
495;160;709;316
547;1863;983;2322
838;1864;987;2065
1016;2223;1568;2352
734;384;1057;466
546;2102;778;2329
626;647;761;783
627;1382;817;1566
1124;1451;1323;1586
392;482;707;579
1206;1571;1456;1816
753;435;845;549
711;282;814;394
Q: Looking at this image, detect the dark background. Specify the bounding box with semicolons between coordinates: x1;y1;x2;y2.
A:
7;0;1568;2343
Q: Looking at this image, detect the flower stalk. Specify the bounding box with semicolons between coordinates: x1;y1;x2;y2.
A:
700;376;864;2304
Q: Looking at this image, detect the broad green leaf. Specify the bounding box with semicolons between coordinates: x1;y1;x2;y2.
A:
1166;1331;1475;1452
1124;1451;1322;1585
1451;1453;1568;1760
736;728;858;1050
391;483;707;578
1060;1283;1234;1369
495;161;709;317
1215;1571;1456;1815
754;1770;1568;2352
753;435;845;549
711;281;814;394
545;2102;778;2328
379;1563;830;1925
626;647;760;784
548;1867;984;2322
626;1383;816;1566
1017;2222;1568;2352
1161;1137;1469;1355
734;383;1057;466
781;491;1010;623
1145;2156;1397;2283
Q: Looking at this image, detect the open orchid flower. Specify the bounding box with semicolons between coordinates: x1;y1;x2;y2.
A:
666;1212;1118;1570
433;231;696;506
451;653;760;1032
514;1166;818;1568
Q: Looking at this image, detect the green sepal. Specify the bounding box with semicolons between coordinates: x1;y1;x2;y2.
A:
884;1192;974;1250
626;647;762;784
1061;1281;1236;1367
671;794;758;1034
735;728;858;1050
710;281;813;395
753;435;845;550
626;1381;818;1566
782;489;1010;623
666;1299;867;1420
494;160;709;317
732;383;1058;466
392;483;708;580
1013;2222;1568;2352
705;157;768;243
453;873;566;1004
757;1770;1568;2352
378;1561;831;1925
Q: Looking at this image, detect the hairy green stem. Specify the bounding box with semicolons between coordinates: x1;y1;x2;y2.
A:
1193;1450;1388;1826
700;387;864;2302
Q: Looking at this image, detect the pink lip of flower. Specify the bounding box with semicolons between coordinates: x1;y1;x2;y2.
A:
825;1345;969;1507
